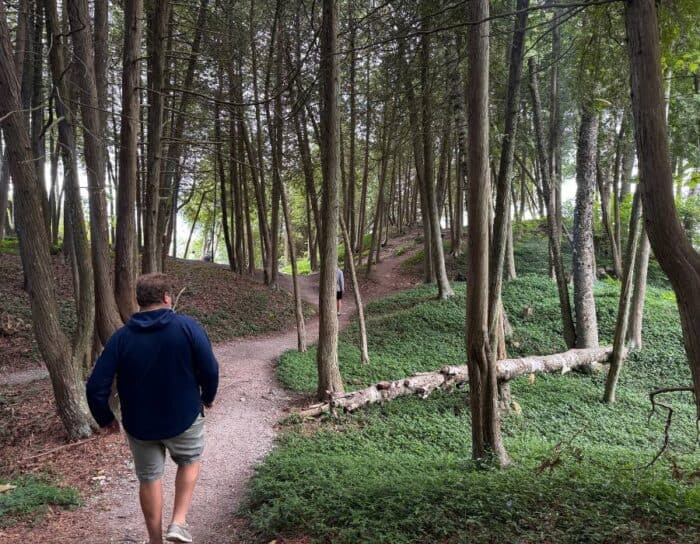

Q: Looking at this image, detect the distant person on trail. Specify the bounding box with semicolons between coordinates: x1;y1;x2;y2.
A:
86;273;219;544
336;267;344;315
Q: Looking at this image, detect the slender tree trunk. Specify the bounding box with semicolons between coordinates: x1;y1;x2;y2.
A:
215;100;234;270
340;216;369;364
316;0;344;400
603;190;643;402
420;15;452;299
356;58;371;256
597;153;623;278
278;167;306;352
528;58;576;348
466;0;509;466
67;0;123;343
183;191;206;259
489;0;528;354
143;0;170;273
114;0;143;320
572;107;599;348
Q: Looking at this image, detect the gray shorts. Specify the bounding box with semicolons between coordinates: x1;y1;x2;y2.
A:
126;415;205;482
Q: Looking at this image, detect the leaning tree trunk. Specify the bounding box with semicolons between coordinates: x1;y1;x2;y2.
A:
67;0;123;344
0;4;94;439
278;171;307;353
489;0;528;353
528;58;576;348
625;0;700;416
572;106;599;348
626;231;650;348
340;216;369;365
114;0;142;320
466;0;509;467
603;190;643;403
316;0;344;400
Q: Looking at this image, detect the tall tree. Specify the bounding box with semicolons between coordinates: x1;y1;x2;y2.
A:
420;9;453;300
466;0;509;466
316;0;344;401
625;0;700;416
143;0;171;273
114;0;143;320
572;106;599;348
67;0;123;343
0;0;95;439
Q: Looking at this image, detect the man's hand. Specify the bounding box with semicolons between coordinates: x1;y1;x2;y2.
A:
101;419;121;435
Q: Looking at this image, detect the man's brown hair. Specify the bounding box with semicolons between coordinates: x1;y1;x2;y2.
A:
136;273;175;307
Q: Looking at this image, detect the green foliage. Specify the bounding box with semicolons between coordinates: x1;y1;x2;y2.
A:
0;475;80;527
281;258;313;276
0;239;19;255
262;247;698;542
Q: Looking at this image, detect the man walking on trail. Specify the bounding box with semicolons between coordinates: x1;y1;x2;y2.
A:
336;267;345;315
86;273;219;544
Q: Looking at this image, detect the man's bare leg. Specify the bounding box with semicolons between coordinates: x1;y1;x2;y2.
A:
171;461;200;526
139;480;163;544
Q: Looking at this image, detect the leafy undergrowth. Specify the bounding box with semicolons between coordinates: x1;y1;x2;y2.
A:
0;252;307;373
402;219;671;290
258;275;699;543
0;475;79;527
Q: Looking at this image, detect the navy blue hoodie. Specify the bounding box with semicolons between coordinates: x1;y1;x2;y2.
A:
86;309;219;441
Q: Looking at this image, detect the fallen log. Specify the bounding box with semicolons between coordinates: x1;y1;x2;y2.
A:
296;347;612;417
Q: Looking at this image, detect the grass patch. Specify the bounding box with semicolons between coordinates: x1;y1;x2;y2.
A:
281;258;313;276
261;258;698;542
0;475;80;527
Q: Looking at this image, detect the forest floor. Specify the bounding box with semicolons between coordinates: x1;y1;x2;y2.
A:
0;231;423;543
245;226;699;544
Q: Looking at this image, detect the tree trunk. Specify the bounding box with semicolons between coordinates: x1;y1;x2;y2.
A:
67;0;123;344
466;0;509;466
420;14;453;300
597;152;623;278
301;348;611;418
528;58;576;348
215;99;234;270
626;230;650;349
316;0;344;400
489;0;528;353
143;0;170;273
572;107;599;348
603;190;643;403
339;216;369;365
114;0;143;320
0;3;94;439
356;58;371;257
625;0;700;416
278;168;307;352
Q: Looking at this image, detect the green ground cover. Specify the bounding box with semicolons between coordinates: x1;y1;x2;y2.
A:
0;475;79;527
247;236;699;543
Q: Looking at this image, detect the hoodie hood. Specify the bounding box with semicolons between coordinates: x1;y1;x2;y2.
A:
126;308;176;332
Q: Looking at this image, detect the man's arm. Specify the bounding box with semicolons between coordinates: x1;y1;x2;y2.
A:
86;335;119;427
189;321;219;407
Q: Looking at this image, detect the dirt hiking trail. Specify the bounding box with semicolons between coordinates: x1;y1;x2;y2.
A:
7;233;421;543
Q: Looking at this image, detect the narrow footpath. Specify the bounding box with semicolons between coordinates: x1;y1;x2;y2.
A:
8;233;421;543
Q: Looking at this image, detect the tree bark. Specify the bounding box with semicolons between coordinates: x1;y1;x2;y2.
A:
420;14;453;300
0;2;94;439
466;0;509;466
572;107;599;348
528;58;576;348
67;0;123;343
300;348;612;418
603;190;643;403
143;0;170;273
114;0;143;320
489;0;528;353
316;0;344;400
625;0;700;416
340;216;369;365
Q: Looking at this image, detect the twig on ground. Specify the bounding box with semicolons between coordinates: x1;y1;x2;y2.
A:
641;386;695;469
173;286;187;312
